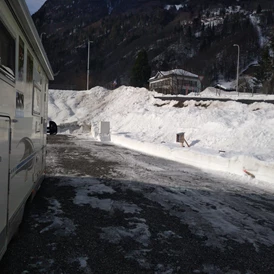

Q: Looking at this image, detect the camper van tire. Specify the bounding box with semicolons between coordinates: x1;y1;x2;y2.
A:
47;121;58;135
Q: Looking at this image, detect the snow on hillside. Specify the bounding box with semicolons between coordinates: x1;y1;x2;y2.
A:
48;86;274;184
164;4;186;11
250;14;267;48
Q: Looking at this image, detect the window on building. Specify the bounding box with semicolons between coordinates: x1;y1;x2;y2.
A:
18;37;24;81
0;20;15;81
32;86;41;115
27;50;33;82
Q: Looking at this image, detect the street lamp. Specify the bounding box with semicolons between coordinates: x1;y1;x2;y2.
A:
233;44;240;96
40;32;46;42
87;40;93;90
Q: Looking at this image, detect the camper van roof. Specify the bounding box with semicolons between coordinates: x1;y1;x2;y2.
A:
7;0;54;80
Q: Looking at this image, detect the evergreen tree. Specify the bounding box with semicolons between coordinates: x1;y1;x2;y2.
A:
130;50;151;88
254;47;272;85
256;4;262;14
266;11;274;25
201;23;205;33
219;7;226;17
199;38;207;52
222;17;228;36
187;26;192;38
270;36;274;57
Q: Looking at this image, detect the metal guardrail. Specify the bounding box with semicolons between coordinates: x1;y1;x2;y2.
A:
154;96;274;105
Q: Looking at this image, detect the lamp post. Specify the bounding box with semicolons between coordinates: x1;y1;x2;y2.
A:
40;32;46;42
87;40;93;90
233;44;240;96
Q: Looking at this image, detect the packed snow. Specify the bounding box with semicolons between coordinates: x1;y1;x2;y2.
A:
48;86;274;184
32;198;76;236
188;86;274;100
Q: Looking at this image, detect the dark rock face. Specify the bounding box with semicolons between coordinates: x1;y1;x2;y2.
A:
32;0;271;90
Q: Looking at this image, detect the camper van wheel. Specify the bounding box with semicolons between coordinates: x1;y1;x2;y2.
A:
49;121;58;135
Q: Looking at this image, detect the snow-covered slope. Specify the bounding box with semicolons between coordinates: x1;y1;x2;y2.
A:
48;86;274;184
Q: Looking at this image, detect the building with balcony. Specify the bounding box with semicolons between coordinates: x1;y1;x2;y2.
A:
149;69;202;95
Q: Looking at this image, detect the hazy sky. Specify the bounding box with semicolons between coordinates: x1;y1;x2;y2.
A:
26;0;46;14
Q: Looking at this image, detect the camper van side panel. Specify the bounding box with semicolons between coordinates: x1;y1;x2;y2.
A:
0;117;10;260
0;1;47;244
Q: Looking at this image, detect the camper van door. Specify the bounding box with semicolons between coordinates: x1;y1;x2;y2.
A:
0;116;10;255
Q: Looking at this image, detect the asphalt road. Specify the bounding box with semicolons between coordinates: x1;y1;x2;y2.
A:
1;135;274;274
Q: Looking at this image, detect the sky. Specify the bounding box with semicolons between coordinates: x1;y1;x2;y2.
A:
48;85;274;185
26;0;46;14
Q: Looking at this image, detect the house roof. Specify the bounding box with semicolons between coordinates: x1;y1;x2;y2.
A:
149;69;199;81
6;0;54;80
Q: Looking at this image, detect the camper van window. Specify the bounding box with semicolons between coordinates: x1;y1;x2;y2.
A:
32;86;41;115
27;50;33;82
0;20;15;81
18;37;25;81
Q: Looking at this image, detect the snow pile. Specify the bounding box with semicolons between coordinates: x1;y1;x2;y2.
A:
188;87;274;100
48;86;274;184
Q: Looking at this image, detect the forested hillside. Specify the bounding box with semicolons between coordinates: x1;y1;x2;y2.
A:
33;0;274;91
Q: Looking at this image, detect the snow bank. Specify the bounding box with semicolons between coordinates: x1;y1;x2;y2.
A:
111;135;274;184
48;86;274;184
189;86;274;100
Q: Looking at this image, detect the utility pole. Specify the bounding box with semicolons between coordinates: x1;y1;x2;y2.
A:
233;44;240;96
87;40;93;90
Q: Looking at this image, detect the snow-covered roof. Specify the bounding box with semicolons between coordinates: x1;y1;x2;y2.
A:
149;69;199;81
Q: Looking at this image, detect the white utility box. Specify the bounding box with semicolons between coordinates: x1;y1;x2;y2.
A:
100;121;110;135
91;121;111;141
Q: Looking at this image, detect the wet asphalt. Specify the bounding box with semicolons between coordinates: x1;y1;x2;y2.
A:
0;135;274;274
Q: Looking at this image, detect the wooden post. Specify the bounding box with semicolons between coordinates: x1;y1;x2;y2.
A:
176;132;190;147
184;138;190;147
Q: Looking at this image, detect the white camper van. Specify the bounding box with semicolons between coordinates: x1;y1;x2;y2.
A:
0;0;54;260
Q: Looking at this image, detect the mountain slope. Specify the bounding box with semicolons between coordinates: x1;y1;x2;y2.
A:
33;0;274;89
